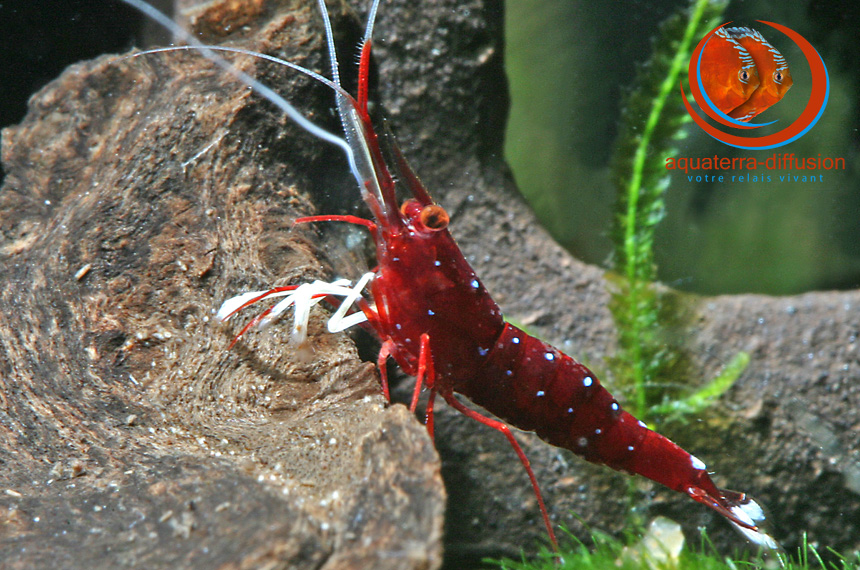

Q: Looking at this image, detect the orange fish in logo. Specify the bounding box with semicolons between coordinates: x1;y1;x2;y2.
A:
698;26;760;114
725;27;793;121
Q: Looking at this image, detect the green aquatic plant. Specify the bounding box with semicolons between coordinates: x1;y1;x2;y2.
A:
490;527;860;570
607;0;745;422
647;351;750;423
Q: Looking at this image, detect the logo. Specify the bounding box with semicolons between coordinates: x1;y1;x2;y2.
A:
681;21;828;150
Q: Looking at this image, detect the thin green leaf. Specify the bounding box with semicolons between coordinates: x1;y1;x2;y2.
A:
648;351;750;420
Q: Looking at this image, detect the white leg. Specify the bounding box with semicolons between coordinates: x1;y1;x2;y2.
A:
218;273;375;346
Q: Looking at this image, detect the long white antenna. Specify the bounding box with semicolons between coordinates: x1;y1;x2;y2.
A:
127;45;353;100
364;0;383;44
314;0;389;216
119;0;362;183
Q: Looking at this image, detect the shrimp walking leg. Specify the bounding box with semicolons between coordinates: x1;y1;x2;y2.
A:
442;392;560;552
294;215;378;237
410;334;434;413
425;389;437;441
377;339;396;401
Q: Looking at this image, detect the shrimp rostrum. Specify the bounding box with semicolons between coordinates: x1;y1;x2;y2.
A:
146;0;784;553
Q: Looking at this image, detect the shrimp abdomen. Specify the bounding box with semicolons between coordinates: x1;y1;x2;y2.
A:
460;323;718;495
461;323;622;450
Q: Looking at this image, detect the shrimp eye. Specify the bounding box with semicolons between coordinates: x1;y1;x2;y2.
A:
739;69;750;82
419;205;449;231
773;71;783;84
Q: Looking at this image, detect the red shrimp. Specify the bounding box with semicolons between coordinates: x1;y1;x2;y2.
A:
124;0;779;553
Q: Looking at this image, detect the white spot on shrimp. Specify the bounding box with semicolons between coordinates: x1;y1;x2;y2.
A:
536;390;545;397
512;337;520;344
428;309;435;316
690;455;707;470
395;323;402;330
544;352;555;361
638;420;647;428
478;346;489;356
505;370;513;376
577;437;588;447
627;445;635;452
567;408;574;414
470;279;480;289
594;428;602;435
610;402;620;412
434;260;441;266
582;376;593;387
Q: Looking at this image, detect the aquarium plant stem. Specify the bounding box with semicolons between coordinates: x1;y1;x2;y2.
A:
621;0;711;416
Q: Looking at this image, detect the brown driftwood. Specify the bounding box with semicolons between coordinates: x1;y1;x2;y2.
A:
0;1;445;568
1;0;858;569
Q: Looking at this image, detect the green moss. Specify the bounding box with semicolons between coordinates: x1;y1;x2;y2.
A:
489;528;860;570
